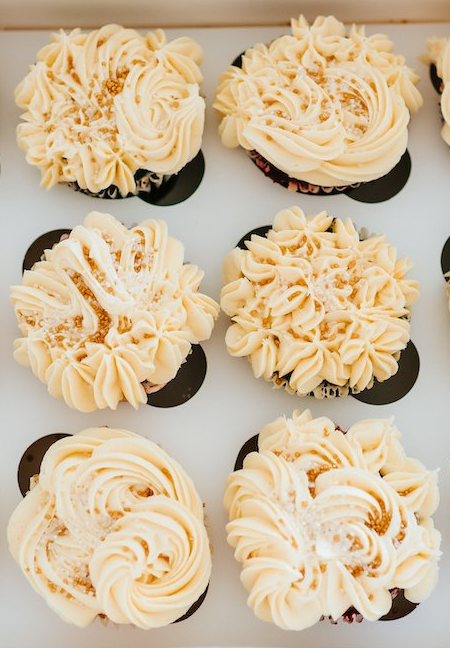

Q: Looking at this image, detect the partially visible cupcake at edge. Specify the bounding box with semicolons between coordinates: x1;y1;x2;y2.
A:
225;409;440;629
425;36;450;145
8;427;212;627
220;206;419;398
11;212;219;411
15;24;205;198
214;15;422;194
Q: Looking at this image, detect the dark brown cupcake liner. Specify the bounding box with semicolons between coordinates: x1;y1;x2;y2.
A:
67;169;173;200
64;150;205;206
247;147;411;203
322;588;417;624
269;338;419;405
248;150;360;195
430;63;444;95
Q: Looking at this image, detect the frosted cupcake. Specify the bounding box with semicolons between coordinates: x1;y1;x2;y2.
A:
225;409;440;629
15;24;205;198
221;207;419;398
8;427;211;627
425;37;450;146
11;212;219;411
214;15;422;194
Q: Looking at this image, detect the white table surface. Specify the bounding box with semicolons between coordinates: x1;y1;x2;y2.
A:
1;22;450;648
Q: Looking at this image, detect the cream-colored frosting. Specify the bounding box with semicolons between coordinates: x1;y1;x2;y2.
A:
225;409;440;630
220;206;419;398
8;427;211;628
11;212;219;412
426;37;450;146
214;15;422;186
16;24;205;195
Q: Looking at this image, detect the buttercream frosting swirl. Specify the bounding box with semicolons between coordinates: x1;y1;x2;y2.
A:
11;212;219;411
225;409;440;630
214;15;422;186
16;24;205;195
220;206;419;397
8;427;211;628
426;37;450;146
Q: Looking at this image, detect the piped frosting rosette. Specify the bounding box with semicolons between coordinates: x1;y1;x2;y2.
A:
214;15;422;187
11;212;219;411
426;37;450;146
8;427;211;627
16;24;205;196
224;409;440;630
220;207;419;398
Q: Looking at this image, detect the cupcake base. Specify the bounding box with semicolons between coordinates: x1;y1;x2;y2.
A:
247;149;361;195
270;353;419;405
67;169;172;200
271;373;356;399
322;588;418;623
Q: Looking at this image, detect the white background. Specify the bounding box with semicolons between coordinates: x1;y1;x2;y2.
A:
0;1;449;28
1;19;450;648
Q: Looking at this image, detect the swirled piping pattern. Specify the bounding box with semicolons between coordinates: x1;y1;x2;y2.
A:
16;24;205;195
8;427;212;628
214;15;422;186
225;409;440;630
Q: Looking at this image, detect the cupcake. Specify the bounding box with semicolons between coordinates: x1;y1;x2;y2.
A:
8;427;211;627
225;409;440;629
425;37;450;145
15;24;205;198
221;207;419;398
11;212;219;411
214;15;422;194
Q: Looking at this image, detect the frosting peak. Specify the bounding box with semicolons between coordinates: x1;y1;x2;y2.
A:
12;212;219;411
214;15;422;186
225;410;440;630
16;24;205;195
